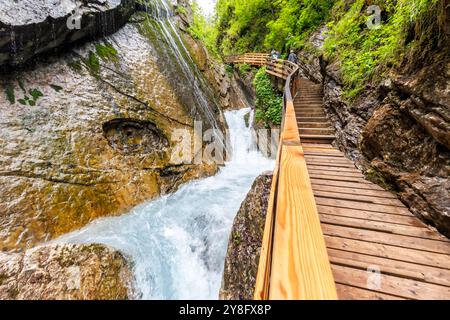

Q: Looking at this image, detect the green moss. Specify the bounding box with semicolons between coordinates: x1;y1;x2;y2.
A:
176;6;187;15
233;231;242;246
68;60;83;73
18;79;26;93
4;85;15;104
29;89;43;100
83;51;101;74
225;64;234;75
365;167;396;192
237;63;251;76
95;43;119;62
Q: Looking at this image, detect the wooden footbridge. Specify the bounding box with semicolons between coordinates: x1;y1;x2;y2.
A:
224;53;450;300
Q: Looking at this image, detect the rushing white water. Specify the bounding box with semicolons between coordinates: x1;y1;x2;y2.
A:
56;109;274;300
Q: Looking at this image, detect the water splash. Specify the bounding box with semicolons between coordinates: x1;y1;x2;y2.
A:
56;109;275;300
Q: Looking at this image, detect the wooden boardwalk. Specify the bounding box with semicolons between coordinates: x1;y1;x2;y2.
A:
225;54;450;300
297;81;450;300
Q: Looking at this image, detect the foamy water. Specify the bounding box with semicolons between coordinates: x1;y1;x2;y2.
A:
56;109;274;299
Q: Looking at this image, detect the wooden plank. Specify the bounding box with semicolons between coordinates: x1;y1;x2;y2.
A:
320;214;449;242
316;198;412;216
332;264;450;300
310;174;372;185
314;190;405;207
325;235;450;269
336;284;404;300
308;169;364;178
307;162;357;169
317;205;426;227
328;249;450;287
307;165;360;173
312;184;397;199
270;144;337;300
305;158;355;166
322;224;450;255
310;178;387;191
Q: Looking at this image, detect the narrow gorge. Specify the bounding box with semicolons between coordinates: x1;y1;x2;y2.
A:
0;0;449;302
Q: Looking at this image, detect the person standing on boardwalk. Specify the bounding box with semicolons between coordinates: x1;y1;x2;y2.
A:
288;50;298;64
271;49;278;59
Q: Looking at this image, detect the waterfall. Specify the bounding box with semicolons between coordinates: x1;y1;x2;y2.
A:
140;0;224;139
56;109;275;299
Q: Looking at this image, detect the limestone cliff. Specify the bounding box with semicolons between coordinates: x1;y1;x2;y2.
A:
0;1;226;252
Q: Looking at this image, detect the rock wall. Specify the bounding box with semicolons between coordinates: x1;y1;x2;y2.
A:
296;26;450;237
220;172;272;300
0;0;135;66
0;2;225;252
0;244;133;300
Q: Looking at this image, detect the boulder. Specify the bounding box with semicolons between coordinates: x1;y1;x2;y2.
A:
0;244;133;300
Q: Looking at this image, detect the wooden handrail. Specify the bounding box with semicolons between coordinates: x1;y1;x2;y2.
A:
225;53;337;300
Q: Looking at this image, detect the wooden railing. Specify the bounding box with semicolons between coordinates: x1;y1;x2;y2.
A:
225;53;337;300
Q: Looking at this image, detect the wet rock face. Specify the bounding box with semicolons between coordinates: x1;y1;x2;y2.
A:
220;173;272;300
0;0;135;66
0;13;221;252
0;244;133;300
103;119;169;155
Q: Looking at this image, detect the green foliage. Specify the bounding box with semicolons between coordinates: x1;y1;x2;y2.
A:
225;64;234;75
237;63;251;75
253;67;283;126
68;60;83;72
84;51;101;74
95;43;119;62
265;0;335;51
323;0;442;100
216;0;276;54
176;5;187;15
4;81;44;106
18;88;43;106
215;0;335;54
188;1;219;58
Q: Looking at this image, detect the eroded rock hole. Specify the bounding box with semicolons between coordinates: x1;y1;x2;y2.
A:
103;119;169;155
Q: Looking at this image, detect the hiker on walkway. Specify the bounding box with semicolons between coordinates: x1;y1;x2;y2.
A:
271;49;278;60
288;50;298;64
